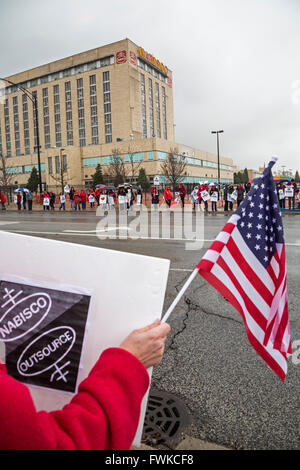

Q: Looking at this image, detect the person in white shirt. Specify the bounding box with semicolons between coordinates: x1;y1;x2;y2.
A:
59;192;66;211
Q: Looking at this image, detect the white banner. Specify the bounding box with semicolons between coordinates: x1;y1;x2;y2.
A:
43;197;50;206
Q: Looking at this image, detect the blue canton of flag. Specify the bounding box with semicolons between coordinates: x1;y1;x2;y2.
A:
236;159;284;268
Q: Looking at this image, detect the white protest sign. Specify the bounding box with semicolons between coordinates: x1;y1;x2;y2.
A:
201;190;210;201
278;189;285;200
88;195;95;203
100;195;107;204
108;196;115;206
136;194;142;205
43;197;50;206
118;195;126;204
154;176;160;186
230;190;238;201
285;187;294;198
210;191;218;203
0;232;170;446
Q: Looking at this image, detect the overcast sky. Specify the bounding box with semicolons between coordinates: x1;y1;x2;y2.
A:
1;0;300;174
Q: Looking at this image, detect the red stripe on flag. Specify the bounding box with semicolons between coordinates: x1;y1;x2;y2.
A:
209;240;226;253
197;259;214;272
198;268;287;381
221;222;236;235
217;256;267;331
226;236;273;307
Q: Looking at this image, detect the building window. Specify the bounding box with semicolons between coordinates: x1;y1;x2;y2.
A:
161;86;167;140
83;156;100;167
148;78;154;137
1;56;115;98
65;82;73;146
124;152;144;163
48;156;53;174
13;96;21;156
42;88;51;148
137;58;167;83
103;71;112;143
53;85;62;147
155;83;161;138
89;75;99;145
77;78;86;147
140;74;147;138
55;155;60;173
147;151;154;161
62;154;67;172
4;99;11;157
157;151;168;161
22;95;30;155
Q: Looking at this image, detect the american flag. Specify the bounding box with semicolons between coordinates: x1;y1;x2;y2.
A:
197;158;292;381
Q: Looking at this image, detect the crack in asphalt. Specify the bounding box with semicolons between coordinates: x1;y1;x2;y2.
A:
153;274;243;388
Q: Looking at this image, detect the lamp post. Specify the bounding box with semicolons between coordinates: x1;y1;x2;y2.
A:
60;148;65;194
211;130;224;187
0;77;43;194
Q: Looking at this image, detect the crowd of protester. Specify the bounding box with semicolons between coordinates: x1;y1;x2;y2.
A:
1;178;299;212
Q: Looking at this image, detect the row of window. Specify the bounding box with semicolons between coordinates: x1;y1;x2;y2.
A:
83;152;233;170
156;152;233;171
0;56;114;96
7;163;46;174
140;74;167;140
137;58;167;83
0;72;113;156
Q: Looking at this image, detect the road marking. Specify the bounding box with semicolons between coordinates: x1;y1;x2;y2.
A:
63;226;133;233
0;221;19;226
1;230;300;246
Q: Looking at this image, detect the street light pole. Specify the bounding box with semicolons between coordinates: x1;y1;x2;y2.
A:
211;130;224;187
0;77;43;194
60;148;65;194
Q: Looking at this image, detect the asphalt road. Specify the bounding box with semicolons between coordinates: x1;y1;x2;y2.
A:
0;210;299;450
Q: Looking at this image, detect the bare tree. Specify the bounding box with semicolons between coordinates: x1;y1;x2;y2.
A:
160;147;187;193
49;153;73;193
0;153;15;202
104;148;127;186
126;146;143;183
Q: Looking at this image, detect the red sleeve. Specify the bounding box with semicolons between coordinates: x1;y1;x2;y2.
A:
0;348;149;450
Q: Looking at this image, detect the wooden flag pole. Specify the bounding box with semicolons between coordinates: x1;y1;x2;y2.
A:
161;268;199;323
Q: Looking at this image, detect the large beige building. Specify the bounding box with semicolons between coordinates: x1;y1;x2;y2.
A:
0;38;234;191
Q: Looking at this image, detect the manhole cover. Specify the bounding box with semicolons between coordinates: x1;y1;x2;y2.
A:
142;389;190;448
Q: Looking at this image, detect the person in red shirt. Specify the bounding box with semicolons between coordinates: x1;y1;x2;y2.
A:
16;192;22;211
74;190;81;211
0;192;6;210
94;188;100;206
164;186;173;208
0;320;170;450
80;190;87;210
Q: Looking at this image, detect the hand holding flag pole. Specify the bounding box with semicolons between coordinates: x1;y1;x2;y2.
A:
162;157;292;381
